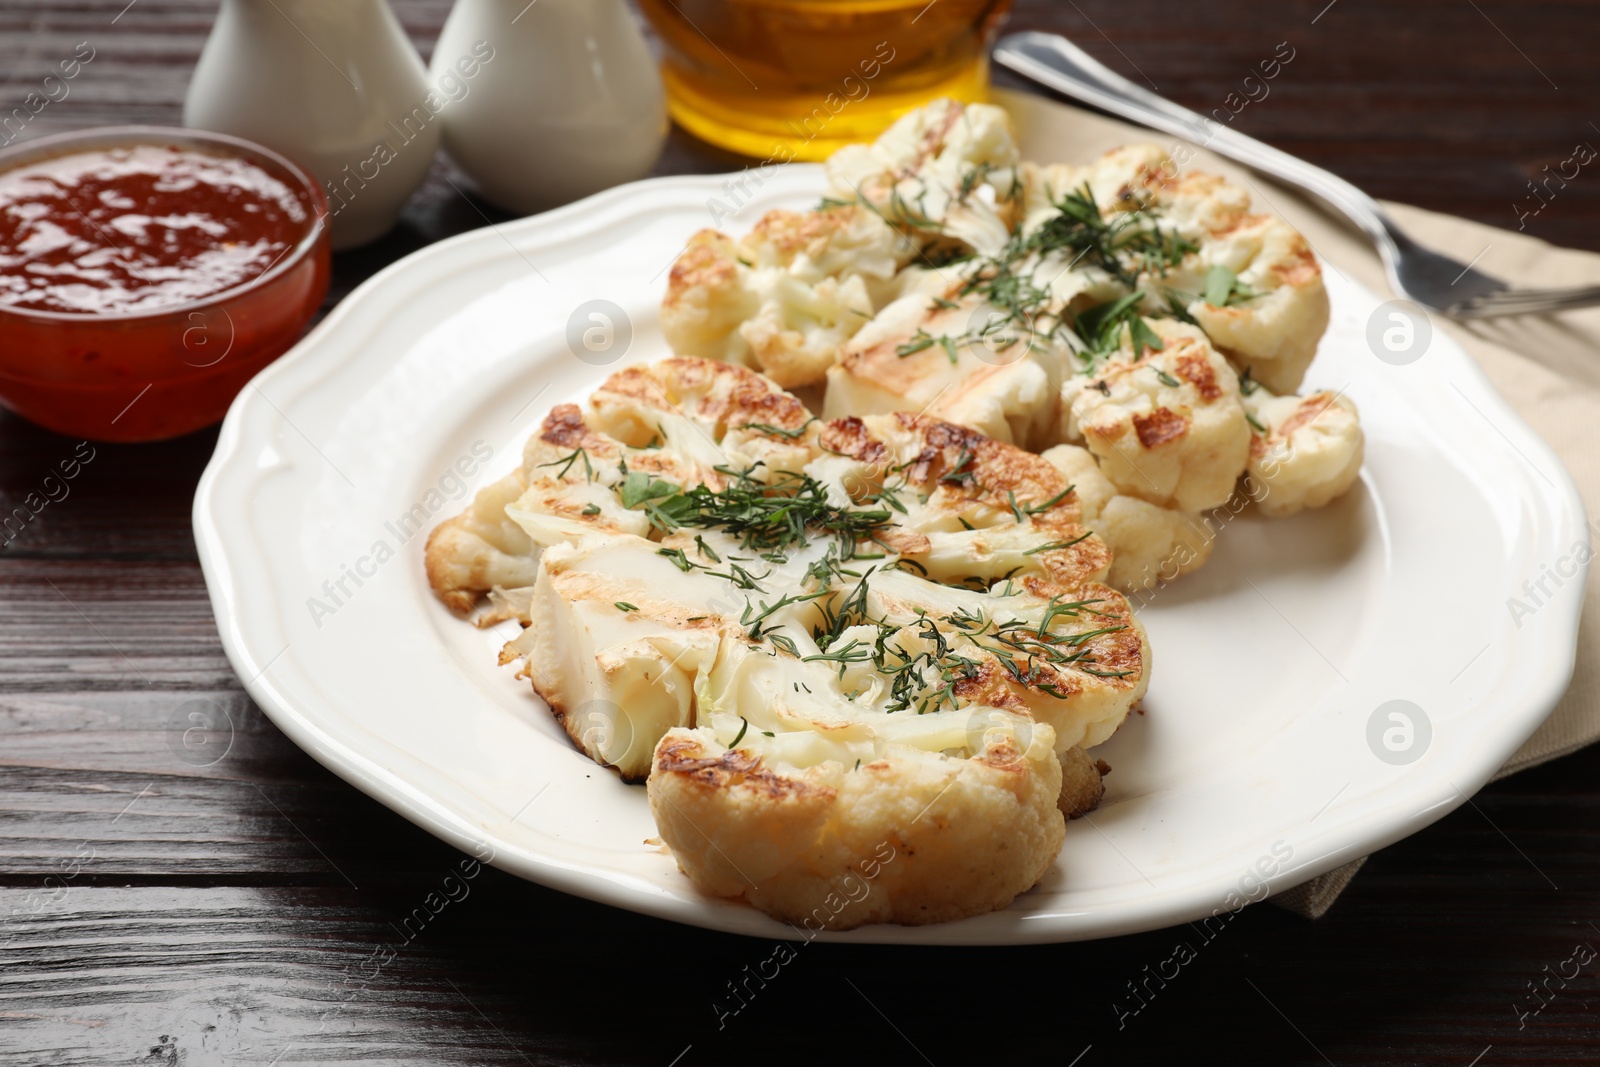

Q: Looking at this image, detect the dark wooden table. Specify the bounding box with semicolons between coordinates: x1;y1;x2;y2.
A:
3;2;1598;1064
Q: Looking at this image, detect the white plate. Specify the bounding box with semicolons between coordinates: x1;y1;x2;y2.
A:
194;165;1588;945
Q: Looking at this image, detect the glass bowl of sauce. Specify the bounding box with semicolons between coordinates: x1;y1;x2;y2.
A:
0;127;330;441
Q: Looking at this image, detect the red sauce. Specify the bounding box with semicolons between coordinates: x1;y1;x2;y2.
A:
0;132;330;442
0;145;312;315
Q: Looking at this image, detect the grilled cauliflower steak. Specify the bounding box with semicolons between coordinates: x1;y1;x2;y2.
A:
659;99;1349;501
823;285;1067;450
660;204;911;388
490;390;1150;777
816;114;1332;504
1022;143;1330;395
807;413;1149;753
429;356;1151;926
1243;386;1365;518
650;694;1064;929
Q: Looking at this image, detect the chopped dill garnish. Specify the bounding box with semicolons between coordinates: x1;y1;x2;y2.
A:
1026;486;1075;514
639;465;897;556
1024;533;1093;555
741;417;816;440
1068;291;1165;362
658;547;693;572
1021;185;1196;288
538;446;594;481
895;329;937;358
1161;287;1200;324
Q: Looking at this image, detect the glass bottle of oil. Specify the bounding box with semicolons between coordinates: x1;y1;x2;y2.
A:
636;0;1013;162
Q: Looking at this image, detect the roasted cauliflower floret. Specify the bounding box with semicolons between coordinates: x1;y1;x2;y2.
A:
1243;387;1364;518
1016;158;1183;313
660;205;909;388
1184;215;1329;396
1041;444;1215;592
1061;143;1251;238
1098;497;1216;590
826;98;1023;257
737;289;872;389
1060;319;1250;513
658;230;758;365
740;204;910;301
423;469;541;614
425;411;639;619
1058;744;1110;820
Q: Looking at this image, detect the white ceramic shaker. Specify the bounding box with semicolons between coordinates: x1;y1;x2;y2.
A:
184;0;440;250
428;0;668;215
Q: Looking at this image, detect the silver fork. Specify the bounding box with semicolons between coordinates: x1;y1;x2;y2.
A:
994;31;1600;320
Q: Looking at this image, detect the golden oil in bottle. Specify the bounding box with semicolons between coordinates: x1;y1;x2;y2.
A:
636;0;1013;161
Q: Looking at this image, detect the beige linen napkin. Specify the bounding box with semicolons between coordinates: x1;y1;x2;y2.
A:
997;88;1600;918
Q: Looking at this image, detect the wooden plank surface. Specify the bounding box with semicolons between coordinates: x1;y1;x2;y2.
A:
2;0;1599;1063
